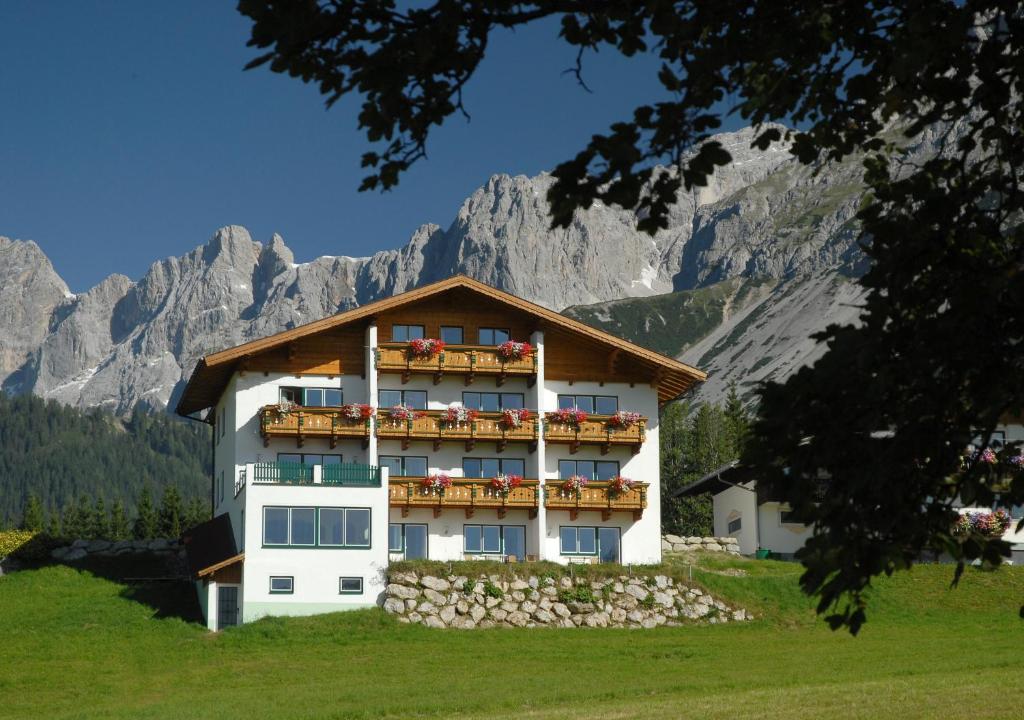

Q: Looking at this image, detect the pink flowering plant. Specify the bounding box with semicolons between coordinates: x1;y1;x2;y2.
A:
500;407;531;429
421;473;452;492
608;475;636;495
407;338;445;359
490;473;523;498
388;404;423;422
443;404;478;425
607;410;643;429
340;403;374;421
952;509;1012;538
549;408;588;427
561;475;589;496
496;340;532;361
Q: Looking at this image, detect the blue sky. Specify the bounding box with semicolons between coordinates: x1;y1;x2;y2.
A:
0;3;741;292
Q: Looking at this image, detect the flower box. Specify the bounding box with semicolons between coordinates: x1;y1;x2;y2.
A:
340;403;374;422
496;340;532;361
608;475;636;495
443;404;479;426
421;473;452;492
408;338;445;359
548;408;588;427
388;404;424;422
500;407;531;429
490;473;523;498
607;411;643;430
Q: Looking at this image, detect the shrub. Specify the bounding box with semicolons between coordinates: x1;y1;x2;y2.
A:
0;530;36;558
640;592;656;610
482;580;504;599
558;585;596;604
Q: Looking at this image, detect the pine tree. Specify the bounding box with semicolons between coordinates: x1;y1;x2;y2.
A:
62;499;86;539
157;486;183;539
108;497;131;541
91;497;109;540
723;384;752;460
182;496;209;533
47;509;61;538
20;493;45;532
133;487;158;540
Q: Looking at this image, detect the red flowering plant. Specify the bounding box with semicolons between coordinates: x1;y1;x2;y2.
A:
500;407;531;429
549;407;588;427
442;403;478;426
490;473;523;498
496;340;532;361
608;475;636;495
340;403;375;422
561;475;589;497
407;338;445;359
607;411;642;429
421;473;452;492
952;509;1012;538
388;404;423;422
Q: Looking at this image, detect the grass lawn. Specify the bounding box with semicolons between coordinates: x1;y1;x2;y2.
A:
1;554;1022;720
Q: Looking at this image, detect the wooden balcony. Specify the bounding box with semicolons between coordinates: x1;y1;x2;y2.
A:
376;410;538;452
375;343;537;385
544;481;648;521
258;406;371;448
543;414;647;455
389;477;540;518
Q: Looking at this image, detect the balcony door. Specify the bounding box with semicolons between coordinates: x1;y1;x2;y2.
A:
598;528;621;563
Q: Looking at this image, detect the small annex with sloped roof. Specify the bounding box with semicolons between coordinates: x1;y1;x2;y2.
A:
176;275;706;417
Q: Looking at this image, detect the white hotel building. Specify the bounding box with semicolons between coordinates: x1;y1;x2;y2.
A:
176;276;705;630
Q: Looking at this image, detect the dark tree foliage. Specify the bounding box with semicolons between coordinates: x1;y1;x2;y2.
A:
108;499;132;542
134;487;158;541
158;486;184;540
0;393;210;526
238;1;1024;630
20;494;45;532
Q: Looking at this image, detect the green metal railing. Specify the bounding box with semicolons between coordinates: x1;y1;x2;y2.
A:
322;463;382;487
253;462;314;484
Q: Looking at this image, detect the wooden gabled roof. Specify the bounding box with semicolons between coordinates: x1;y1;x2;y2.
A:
175;275;706;416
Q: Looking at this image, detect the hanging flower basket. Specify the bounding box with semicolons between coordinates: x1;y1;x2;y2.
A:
496;340;532;361
421;473;452;493
340;403;375;422
272;399;296;421
549;408;588;427
443;404;478;426
408;338;445;359
491;473;523;498
388;404;423;422
561;475;589;497
607;411;642;429
500;408;531;429
952;509;1011;538
608;475;636;496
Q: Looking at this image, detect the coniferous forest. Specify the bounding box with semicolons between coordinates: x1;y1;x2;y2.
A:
0;392;211;534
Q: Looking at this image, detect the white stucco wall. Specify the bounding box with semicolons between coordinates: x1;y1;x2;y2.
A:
757;502;814;557
712;482;759;555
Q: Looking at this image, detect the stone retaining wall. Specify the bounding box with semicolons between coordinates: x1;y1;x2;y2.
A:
384;570;750;629
50;538;185;562
662;534;741;555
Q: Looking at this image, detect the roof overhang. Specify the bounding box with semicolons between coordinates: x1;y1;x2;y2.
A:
176;275;707;416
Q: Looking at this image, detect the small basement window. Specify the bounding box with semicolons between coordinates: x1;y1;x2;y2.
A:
339;577;363;595
727;517;742;534
269;576;294;594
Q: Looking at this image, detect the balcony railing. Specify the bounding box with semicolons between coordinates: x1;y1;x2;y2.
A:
376;410;538;452
388;477;540;518
544;481;648;521
375;343;537;386
247;461;383;487
259;405;371;448
234;467;246;497
543;414;647;455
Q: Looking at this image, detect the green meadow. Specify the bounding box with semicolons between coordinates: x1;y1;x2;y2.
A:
2;553;1022;720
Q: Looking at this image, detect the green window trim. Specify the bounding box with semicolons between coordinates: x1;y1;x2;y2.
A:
463;524;526;555
339;577;364;595
556;394;619;415
262;505;372;549
389;523;428;556
269;576;294;594
559;526;600;556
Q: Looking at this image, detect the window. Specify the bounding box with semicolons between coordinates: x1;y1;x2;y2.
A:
478;327;511;345
598;527;620;563
560;526;598;555
379;456;428;478
462;392;524;412
558;459;619;481
780;509;799;525
389;523;428;559
240;510;245;552
379;389;427;409
279;387;342;407
727;517;742;534
269;576;294;594
219;407;226;439
263;506;371;548
558;394;618;415
463;457;526;478
277;453;342;466
218;470;224;504
339;577;363;595
440;326;463;344
464;525;526;558
391;324;425;342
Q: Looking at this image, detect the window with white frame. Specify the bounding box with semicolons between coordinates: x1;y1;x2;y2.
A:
560;526;621;563
464;524;526;559
279;387;342;407
263;506;370;548
339;577;363;595
389;523;428;559
269;576;293;594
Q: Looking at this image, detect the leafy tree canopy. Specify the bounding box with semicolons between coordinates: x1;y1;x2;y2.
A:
239;1;1024;631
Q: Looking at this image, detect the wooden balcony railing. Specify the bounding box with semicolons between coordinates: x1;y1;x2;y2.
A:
389;477;540;518
259;406;371;448
543;414;647;455
376;410;538;452
544;481;648;521
375;343;537;386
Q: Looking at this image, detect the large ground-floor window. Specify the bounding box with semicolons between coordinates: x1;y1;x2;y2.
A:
559;526;621;563
263;506;370;548
464;524;526;559
389;523;428;559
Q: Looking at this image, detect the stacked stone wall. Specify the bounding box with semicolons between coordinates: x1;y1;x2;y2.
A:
662;535;741;555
